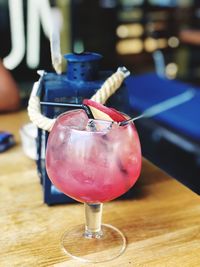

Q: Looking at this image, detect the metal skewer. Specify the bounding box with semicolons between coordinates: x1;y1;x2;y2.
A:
119;89;196;126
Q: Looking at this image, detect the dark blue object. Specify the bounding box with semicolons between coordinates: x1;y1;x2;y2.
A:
126;73;200;194
126;73;200;142
37;52;129;205
0;132;15;152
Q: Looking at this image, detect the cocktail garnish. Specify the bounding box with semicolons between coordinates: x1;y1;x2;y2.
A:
83;99;126;122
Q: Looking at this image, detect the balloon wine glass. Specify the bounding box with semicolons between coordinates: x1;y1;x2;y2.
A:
45;108;142;263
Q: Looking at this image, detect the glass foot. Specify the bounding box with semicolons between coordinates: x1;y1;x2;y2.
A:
61;224;126;263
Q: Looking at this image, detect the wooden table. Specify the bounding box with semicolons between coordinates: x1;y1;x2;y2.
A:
0;110;200;267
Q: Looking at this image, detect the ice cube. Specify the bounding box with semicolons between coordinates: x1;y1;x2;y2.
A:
59;109;88;130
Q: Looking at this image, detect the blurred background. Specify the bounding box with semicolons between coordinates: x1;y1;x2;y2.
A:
1;0;200;102
1;0;200;198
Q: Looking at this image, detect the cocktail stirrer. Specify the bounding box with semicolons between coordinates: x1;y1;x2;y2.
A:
120;89;196;126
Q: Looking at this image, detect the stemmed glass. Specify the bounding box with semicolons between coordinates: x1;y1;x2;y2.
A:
46;109;142;263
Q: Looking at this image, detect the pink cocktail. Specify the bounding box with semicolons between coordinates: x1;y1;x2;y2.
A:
45;109;142;263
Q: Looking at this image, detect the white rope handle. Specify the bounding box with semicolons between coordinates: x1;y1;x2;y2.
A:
91;67;130;104
27;67;130;131
28;82;56;132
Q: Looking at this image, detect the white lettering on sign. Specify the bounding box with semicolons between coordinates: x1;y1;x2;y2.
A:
3;0;53;70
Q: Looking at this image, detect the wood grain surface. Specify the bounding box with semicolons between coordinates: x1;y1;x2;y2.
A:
0;110;200;267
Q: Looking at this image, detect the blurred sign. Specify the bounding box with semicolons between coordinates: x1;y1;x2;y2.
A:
3;0;53;70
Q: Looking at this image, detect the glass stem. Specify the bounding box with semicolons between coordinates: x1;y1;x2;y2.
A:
84;203;103;239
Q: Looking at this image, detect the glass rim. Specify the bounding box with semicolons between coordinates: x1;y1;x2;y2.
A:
54;109;133;134
57;109;131;123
